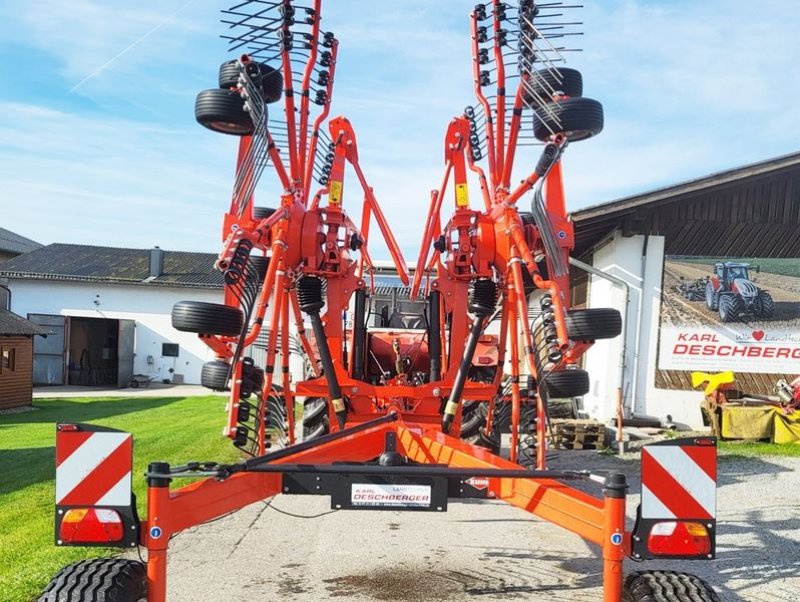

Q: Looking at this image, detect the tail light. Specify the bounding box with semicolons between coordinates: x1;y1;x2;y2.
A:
647;521;711;557
59;508;125;543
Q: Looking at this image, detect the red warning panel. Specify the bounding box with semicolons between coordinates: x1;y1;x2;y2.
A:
56;425;133;507
641;438;717;520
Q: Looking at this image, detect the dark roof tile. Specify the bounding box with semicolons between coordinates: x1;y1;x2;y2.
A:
0;309;50;336
0;244;223;289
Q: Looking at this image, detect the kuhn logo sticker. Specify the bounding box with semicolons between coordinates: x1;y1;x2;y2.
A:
351;484;431;508
465;477;489;490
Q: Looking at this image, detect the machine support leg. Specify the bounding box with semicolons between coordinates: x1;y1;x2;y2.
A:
507;293;521;463
146;463;171;602
442;316;484;433
428;290;442;381
602;473;628;602
352;288;367;381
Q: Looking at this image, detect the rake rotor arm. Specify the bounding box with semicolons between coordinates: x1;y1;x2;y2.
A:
303;40;339;201
470;11;498;186
297;0;323;176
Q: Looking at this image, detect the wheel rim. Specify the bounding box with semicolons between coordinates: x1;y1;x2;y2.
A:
208;120;251;134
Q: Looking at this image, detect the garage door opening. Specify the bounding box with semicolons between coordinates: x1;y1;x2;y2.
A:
66;317;135;388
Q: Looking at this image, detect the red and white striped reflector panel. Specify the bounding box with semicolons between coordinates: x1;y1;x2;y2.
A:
641;438;716;520
56;426;132;507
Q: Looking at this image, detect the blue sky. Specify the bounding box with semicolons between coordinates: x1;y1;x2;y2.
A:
1;1;799;259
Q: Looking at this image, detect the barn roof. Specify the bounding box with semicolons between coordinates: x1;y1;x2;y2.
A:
0;244;223;289
0;228;42;256
571;151;800;258
0;308;50;336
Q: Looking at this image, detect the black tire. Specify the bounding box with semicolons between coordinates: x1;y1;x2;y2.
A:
253;206;277;220
523;67;583;104
756;291;775;317
516;403;538;469
249;254;269;281
533;97;604;142
548;399;576;419
38;558;146;602
545;369;590;398
195;88;254;136
623;571;720;602
218;60;283;104
201;360;230;391
718;295;742;322
705;281;719;311
172;301;244;336
257;64;283;104
302;396;329;440
565;308;622;341
460;402;500;454
265;385;289;447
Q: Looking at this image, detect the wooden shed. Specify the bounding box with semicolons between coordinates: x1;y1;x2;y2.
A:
0;308;50;410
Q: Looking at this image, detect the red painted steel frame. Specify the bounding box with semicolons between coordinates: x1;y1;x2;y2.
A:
141;419;629;602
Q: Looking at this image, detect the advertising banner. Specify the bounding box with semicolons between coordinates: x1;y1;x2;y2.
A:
658;257;800;374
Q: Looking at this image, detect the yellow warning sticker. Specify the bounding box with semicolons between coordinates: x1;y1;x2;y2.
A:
330;180;343;205
455;183;469;207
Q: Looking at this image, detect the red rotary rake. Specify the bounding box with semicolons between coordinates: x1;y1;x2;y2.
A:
40;2;721;601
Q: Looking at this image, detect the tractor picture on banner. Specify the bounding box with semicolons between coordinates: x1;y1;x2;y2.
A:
659;255;800;373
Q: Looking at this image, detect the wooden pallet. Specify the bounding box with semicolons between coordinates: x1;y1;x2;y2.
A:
552;419;605;450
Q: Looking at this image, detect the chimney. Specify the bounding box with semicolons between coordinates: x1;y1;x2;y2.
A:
149;246;165;278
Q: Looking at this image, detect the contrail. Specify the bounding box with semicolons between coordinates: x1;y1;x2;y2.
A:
70;0;196;93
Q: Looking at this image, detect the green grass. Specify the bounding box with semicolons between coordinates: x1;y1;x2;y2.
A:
719;439;800;457
669;256;800;278
0;396;241;602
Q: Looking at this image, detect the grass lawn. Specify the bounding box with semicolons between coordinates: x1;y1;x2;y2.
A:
0;396;241;602
719;439;800;457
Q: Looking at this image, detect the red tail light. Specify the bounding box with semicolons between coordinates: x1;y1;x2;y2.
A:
59;508;125;543
647;521;711;556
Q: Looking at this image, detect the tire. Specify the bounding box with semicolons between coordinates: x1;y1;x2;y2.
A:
218;60;283;104
548;399;575;419
718;295;742;322
565;308;622;341
516;403;538;469
523;67;583;104
195;88;254;136
704;281;719;310
302;396;329;440
533;96;604;142
253;206;277;220
545;369;590;398
249;254;269;281
172;301;244;336
201;360;231;391
460;402;500;453
266;385;289;447
756;291;775;317
623;571;720;602
38;558;146;602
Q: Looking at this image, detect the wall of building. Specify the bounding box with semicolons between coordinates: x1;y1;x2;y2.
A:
581;233;705;429
0;335;33;408
7;280;222;385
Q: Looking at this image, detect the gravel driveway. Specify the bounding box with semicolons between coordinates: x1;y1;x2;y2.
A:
148;449;799;601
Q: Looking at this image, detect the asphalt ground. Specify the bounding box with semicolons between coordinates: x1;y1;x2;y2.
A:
135;446;800;601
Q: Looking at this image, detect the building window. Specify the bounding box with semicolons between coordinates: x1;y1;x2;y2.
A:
161;343;179;357
1;347;15;373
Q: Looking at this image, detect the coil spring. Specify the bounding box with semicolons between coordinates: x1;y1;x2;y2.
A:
223;239;261;318
464;105;483;161
318;141;335;185
531;293;562;381
469;278;497;317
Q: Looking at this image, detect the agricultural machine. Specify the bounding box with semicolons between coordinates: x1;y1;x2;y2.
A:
41;2;721;601
705;261;774;322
